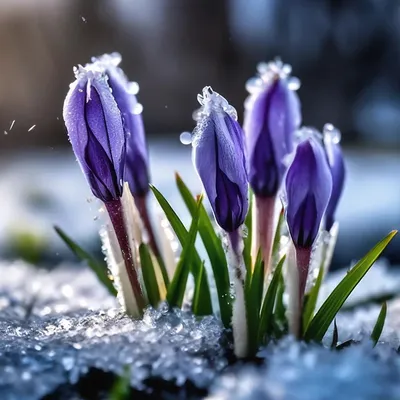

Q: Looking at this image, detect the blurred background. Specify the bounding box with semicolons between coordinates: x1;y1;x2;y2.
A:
0;0;398;269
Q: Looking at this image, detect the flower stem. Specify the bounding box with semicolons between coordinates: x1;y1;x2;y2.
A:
105;198;145;315
252;195;276;276
228;229;248;358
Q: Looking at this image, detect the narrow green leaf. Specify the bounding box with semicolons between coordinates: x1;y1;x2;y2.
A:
175;174;231;325
331;319;339;349
166;197;201;308
245;250;264;355
54;226;117;297
110;366;130;400
305;230;397;342
243;189;253;273
139;243;161;307
258;255;286;344
371;302;387;347
271;208;284;263
150;185;213;315
192;260;207;313
302;262;325;333
274;272;286;326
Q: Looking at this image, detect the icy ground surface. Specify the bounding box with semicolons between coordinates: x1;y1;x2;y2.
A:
1;260;400;400
0;262;228;400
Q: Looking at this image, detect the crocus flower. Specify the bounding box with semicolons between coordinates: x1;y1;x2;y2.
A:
245;60;301;197
285;137;332;249
63;64;126;202
192;86;249;233
285;136;332;336
323;124;345;231
93;53;150;197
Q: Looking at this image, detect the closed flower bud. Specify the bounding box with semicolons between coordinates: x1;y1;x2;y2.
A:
93;53;150;197
285;137;332;248
323;124;345;231
245;59;301;197
63;64;126;202
192;87;248;232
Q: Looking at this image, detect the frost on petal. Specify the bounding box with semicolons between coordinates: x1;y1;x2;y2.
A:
192;88;248;232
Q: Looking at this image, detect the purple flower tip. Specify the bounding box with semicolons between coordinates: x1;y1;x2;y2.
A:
244;59;302;197
323;124;346;231
93;53;150;197
63;63;126;202
285;136;332;248
192;87;249;232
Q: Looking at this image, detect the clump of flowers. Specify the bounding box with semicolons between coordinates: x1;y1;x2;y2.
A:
60;54;397;358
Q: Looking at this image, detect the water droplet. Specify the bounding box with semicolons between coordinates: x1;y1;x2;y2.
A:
127;82;139;95
22;371;32;381
9;120;15;130
179;131;192;145
81;16;87;23
28;125;36;132
323;123;341;144
288;76;301;91
245;77;263;94
132;103;143;115
4;131;8;135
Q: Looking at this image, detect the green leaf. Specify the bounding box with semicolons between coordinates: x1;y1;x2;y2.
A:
139;243;161;307
54;226;117;297
245;250;264;355
243;189;253;274
166;197;201;308
271;207;284;263
150;185;212;315
192;260;207;313
371;302;387;347
305;230;397;342
175;174;231;325
109;366;131;400
258;255;286;344
331;319;339;349
302;262;325;333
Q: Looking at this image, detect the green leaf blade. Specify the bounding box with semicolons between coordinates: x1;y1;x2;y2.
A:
302;262;325;334
150;185;213;315
54;226;117;297
166;197;201;308
371;302;387;347
175;174;231;326
258;255;286;344
139;243;161;307
305;230;397;342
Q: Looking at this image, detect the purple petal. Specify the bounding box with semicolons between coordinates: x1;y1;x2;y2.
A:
63;70;125;202
285;138;332;247
324;141;345;230
245;79;301;197
193;108;248;232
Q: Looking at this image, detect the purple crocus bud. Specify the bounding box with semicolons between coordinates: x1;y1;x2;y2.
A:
192;87;249;232
285;137;332;248
244;59;301;197
63;64;126;202
323;124;346;231
93;53;150;197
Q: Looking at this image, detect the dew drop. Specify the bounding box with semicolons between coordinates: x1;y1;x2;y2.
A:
323;123;341;144
132;103;143;115
179;131;192;145
127;82;139;95
288;76;301;91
